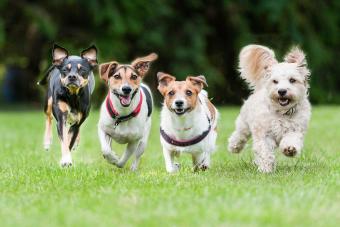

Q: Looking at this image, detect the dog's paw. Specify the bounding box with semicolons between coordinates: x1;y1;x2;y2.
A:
254;159;275;173
228;143;242;153
166;163;180;173
283;146;297;157
44;143;51;151
103;152;119;165
60;154;73;167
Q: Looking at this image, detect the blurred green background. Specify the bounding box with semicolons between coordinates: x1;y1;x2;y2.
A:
0;0;339;108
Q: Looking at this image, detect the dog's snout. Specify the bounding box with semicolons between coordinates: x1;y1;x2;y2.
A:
68;74;77;81
175;100;184;107
278;89;287;96
122;86;132;95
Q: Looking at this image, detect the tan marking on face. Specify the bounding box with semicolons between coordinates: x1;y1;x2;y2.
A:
60;74;67;86
77;64;81;70
67;64;71;70
58;101;69;112
163;80;199;111
108;66;140;91
79;76;89;88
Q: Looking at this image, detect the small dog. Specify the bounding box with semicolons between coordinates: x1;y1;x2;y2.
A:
38;44;97;167
228;44;311;173
157;73;218;173
97;53;157;170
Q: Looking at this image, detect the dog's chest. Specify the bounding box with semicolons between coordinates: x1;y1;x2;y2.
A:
103;119;145;143
66;111;82;126
270;116;298;140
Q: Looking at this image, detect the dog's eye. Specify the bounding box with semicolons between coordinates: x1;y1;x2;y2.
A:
131;74;138;80
289;78;296;83
273;80;278;84
113;74;121;79
186;90;192;96
168;90;175;96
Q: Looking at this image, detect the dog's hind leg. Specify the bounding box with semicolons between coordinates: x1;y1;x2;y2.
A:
98;125;119;164
228;115;250;153
116;141;139;168
43;96;53;150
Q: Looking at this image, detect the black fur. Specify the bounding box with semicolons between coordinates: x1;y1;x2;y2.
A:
40;44;97;150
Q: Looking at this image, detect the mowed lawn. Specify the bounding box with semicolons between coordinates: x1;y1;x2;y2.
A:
0;106;339;227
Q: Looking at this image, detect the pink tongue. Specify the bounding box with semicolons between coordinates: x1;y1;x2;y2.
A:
120;96;131;105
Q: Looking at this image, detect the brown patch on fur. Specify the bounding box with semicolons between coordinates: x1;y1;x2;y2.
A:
206;98;216;121
99;61;119;82
239;45;278;88
131;53;158;77
79;77;89;88
108;66;141;91
58;101;69;112
163;81;200;111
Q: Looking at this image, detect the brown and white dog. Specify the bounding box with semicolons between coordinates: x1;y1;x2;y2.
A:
97;53;157;170
157;73;218;173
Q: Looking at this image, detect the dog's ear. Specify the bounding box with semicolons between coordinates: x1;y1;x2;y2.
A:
187;75;208;92
239;45;278;89
284;46;311;81
99;61;119;82
52;44;68;66
131;53;158;77
157;72;175;96
81;45;98;67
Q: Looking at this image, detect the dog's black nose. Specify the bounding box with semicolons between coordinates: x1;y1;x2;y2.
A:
278;89;287;96
122;86;132;95
68;74;77;81
175;100;184;107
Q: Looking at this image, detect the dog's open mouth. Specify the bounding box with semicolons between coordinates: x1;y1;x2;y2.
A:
173;108;190;115
113;92;132;107
278;97;290;106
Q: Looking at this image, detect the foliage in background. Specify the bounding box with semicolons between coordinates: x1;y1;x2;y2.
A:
0;0;339;106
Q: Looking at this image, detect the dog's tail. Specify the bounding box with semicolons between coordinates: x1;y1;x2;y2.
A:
238;44;277;90
37;65;55;86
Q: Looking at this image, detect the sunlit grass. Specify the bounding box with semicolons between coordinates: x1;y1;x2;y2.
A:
0;106;339;226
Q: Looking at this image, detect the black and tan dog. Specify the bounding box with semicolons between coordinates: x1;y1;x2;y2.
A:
38;44;97;167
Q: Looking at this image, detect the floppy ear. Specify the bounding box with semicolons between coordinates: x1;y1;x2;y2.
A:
157;72;175;96
239;44;278;89
186;75;208;92
284;46;311;80
99;61;119;82
52;44;68;66
131;53;158;77
81;45;98;67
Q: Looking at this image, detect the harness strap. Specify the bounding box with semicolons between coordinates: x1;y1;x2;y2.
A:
160;116;211;147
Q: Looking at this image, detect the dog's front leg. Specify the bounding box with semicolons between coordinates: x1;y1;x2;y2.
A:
192;152;210;172
279;132;304;157
98;125;119;164
56;114;73;167
116;141;139;168
252;134;276;173
162;147;180;173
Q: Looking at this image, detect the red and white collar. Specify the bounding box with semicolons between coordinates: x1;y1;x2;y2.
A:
106;90;143;127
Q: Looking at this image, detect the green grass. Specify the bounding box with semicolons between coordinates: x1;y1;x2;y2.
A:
0;106;339;227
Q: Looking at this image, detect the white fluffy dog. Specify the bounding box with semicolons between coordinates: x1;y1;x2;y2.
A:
228;44;311;173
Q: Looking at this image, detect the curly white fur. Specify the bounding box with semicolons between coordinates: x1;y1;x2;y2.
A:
228;44;311;173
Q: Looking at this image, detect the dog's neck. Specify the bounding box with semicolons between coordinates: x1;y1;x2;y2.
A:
162;100;209;139
109;89;141;116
